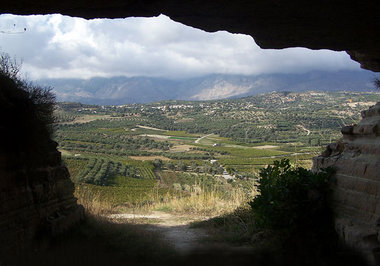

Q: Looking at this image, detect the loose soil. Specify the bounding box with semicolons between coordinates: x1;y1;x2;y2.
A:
195;134;214;144
169;144;194;152
137;125;169;131
108;211;253;255
61;115;112;124
253;145;278;149
129;155;171;161
140;134;170;139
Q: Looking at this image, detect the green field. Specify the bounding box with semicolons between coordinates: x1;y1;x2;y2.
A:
56;91;380;208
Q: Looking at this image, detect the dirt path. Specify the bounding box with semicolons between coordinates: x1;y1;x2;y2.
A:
139;134;170;139
108;211;251;255
109;212;209;254
137;125;169;131
195;133;214;144
295;124;311;136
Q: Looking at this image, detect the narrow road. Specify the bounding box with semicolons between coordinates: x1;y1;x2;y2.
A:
296;124;311;136
195;133;214;144
137;125;169;131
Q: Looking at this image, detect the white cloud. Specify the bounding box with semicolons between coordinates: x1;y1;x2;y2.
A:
0;13;362;80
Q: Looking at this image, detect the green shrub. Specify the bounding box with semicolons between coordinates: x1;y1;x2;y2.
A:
249;159;333;231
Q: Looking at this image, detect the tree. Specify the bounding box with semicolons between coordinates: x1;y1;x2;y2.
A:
203;164;212;174
0;51;21;79
0;51;56;166
249;159;333;231
226;166;236;175
190;161;198;171
177;161;187;171
166;162;175;170
153;159;163;169
127;166;137;178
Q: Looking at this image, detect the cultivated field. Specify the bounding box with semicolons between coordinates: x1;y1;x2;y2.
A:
56;91;380;213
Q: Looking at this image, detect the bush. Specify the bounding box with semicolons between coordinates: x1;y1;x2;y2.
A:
0;52;56;165
249;159;333;231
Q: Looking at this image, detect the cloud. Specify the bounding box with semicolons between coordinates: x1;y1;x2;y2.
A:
0;13;362;80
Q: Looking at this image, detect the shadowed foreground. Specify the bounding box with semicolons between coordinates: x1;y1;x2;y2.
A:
3;212;367;266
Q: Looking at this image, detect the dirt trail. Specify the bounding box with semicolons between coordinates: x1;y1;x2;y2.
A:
109;212;209;254
295;124;311;136
137;125;169;131
195;133;213;144
108;211;251;255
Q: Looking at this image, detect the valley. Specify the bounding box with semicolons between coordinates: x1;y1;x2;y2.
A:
55;91;380;214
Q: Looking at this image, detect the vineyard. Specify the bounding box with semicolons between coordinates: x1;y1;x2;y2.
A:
157;171;220;191
64;156;167;207
219;150;318;174
65;156;156;185
56;91;380;210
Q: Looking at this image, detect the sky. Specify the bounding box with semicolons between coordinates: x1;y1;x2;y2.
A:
0;13;364;80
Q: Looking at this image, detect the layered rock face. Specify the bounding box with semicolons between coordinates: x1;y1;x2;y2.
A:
313;103;380;265
0;142;83;260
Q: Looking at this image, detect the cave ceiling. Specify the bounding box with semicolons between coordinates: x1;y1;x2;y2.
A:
1;0;379;72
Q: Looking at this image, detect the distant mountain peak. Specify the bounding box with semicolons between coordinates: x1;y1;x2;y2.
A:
190;81;252;100
35;70;377;105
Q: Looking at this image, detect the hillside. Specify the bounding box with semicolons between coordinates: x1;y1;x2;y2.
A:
39;70;378;104
55;91;380;179
51;91;378;266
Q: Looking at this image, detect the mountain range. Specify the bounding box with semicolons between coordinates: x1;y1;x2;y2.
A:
36;70;378;105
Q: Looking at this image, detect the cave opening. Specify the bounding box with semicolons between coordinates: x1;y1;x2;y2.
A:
1;5;379;266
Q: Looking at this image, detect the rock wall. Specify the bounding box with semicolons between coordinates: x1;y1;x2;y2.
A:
0;143;83;261
313;102;380;265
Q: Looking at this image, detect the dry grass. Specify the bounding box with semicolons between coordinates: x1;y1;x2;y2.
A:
60;114;112;125
149;184;256;217
129;155;171;161
74;178;256;219
253;145;278;149
74;184;116;215
169;144;194;152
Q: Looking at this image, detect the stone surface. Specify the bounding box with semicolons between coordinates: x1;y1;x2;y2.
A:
313;102;380;265
0;148;84;261
1;0;379;72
